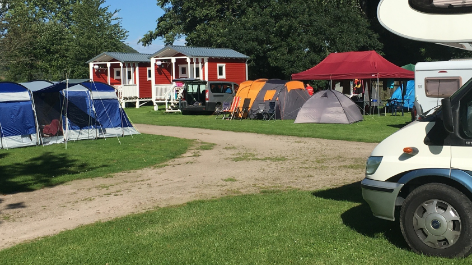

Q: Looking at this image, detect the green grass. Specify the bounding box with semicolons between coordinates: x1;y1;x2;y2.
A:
0;134;192;194
1;185;469;264
126;106;411;143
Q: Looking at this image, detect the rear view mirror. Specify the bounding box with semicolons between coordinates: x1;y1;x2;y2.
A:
442;98;454;133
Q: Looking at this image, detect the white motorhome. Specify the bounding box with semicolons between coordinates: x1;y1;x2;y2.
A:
413;60;472;120
361;0;472;258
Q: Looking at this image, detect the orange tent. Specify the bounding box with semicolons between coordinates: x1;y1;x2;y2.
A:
234;79;310;119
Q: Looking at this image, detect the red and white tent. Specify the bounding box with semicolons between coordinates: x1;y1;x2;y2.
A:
291;51;414;80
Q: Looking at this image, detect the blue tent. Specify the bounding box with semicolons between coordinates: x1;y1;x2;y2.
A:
388;80;415;109
81;81;137;137
16;80;138;148
0;82;39;149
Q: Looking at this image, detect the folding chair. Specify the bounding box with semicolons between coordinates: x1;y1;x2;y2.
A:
222;96;240;120
214;101;231;119
253;103;266;120
263;101;276;121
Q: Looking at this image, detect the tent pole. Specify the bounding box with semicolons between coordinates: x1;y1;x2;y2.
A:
0;121;7;150
29;89;42;146
65;78;69;150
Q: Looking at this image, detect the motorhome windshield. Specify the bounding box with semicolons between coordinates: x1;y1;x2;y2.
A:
409;0;472;14
450;77;472;101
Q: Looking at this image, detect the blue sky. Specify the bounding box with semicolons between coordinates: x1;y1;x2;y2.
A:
103;0;184;54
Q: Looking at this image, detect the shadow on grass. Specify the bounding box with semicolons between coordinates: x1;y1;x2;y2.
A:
312;182;409;250
387;120;412;129
0;152;92;194
312;181;364;203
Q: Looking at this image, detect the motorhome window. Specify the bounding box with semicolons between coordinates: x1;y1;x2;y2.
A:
425;78;461;98
409;0;472;14
459;92;472;137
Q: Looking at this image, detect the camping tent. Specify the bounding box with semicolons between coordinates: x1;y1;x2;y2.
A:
0;82;39;149
81;81;138;137
234;79;310;120
234;79;268;113
294;89;363;124
248;80;310;119
291;51;414;80
19;80;139;147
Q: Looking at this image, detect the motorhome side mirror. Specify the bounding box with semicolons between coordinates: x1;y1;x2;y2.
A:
441;98;454;133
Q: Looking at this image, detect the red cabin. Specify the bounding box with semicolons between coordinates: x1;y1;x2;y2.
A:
87;46;249;110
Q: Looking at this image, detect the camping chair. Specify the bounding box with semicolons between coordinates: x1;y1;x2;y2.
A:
253;103;266;120
214;101;231;119
263;101;276;121
222;96;240;120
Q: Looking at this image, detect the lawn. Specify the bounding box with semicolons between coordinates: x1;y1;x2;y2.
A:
0;186;467;264
125;106;412;143
2;107;452;264
0;134;192;194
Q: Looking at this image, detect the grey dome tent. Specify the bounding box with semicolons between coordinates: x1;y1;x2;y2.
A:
294;89;363;124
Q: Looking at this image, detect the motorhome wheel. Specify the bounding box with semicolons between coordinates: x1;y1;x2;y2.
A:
400;183;472;258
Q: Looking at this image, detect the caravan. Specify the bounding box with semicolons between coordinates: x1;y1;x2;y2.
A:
413;60;472;120
361;0;472;258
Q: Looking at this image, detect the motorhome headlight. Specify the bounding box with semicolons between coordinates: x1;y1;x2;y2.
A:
366;156;383;175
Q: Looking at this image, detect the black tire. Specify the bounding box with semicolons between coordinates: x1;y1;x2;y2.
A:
400;183;472;258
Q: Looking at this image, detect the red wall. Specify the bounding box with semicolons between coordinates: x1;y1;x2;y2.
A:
92;71;108;83
138;63;152;98
155;64;172;84
207;59;247;85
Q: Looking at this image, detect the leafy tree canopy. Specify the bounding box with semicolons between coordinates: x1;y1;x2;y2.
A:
140;0;383;79
0;0;128;82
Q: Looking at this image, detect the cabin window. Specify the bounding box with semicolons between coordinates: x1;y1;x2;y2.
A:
409;0;472;14
217;64;226;79
114;69;121;80
147;67;152;81
179;65;188;78
424;77;461;98
127;69;134;85
195;66;200;79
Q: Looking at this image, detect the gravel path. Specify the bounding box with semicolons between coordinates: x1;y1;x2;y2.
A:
0;124;377;250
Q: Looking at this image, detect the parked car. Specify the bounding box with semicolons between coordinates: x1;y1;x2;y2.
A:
175;78;239;115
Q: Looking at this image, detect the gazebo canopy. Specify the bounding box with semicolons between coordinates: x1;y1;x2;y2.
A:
291;51;414;80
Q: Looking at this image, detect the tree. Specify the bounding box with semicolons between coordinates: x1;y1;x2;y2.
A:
0;0;128;81
140;0;382;79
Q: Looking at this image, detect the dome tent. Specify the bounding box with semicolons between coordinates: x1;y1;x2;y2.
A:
294;89;363;124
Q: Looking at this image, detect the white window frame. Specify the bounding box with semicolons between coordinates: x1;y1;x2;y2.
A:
147;67;152;81
194;66;201;79
217;64;226;79
114;68;121;80
179;65;188;78
126;69;134;85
